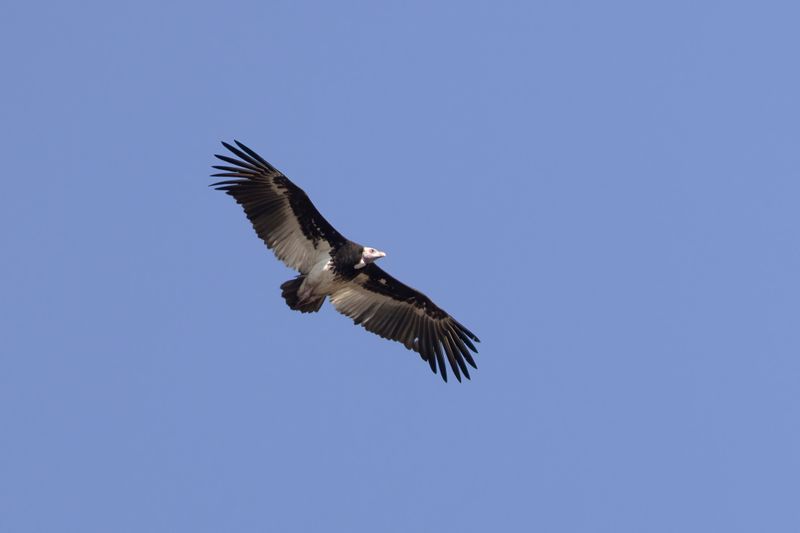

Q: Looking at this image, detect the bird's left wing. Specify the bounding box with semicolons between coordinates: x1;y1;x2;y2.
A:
329;264;480;382
211;141;346;274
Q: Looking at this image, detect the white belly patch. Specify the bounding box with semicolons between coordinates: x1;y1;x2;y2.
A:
299;258;336;300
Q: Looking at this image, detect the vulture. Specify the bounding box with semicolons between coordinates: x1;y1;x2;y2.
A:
210;141;480;382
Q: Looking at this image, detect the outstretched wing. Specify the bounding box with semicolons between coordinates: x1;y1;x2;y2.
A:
211;141;347;273
329;264;480;382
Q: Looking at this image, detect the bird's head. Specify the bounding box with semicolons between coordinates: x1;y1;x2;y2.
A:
355;246;387;269
363;246;387;263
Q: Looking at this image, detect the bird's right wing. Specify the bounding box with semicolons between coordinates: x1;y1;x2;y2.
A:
329;264;480;382
211;141;346;273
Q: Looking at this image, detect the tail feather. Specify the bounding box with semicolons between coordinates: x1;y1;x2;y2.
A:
280;276;325;313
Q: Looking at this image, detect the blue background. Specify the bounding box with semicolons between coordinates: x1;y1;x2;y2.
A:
2;1;799;531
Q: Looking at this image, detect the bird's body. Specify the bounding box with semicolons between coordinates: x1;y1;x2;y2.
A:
211;141;480;382
301;257;336;304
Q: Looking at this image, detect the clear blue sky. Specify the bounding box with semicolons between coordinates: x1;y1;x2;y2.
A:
2;1;799;531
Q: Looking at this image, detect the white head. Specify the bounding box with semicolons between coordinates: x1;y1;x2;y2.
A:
355;246;387;269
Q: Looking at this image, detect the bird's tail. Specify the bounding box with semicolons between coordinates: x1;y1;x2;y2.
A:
280;276;325;313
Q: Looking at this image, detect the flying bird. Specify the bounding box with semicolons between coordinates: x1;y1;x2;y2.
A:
210;141;480;382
